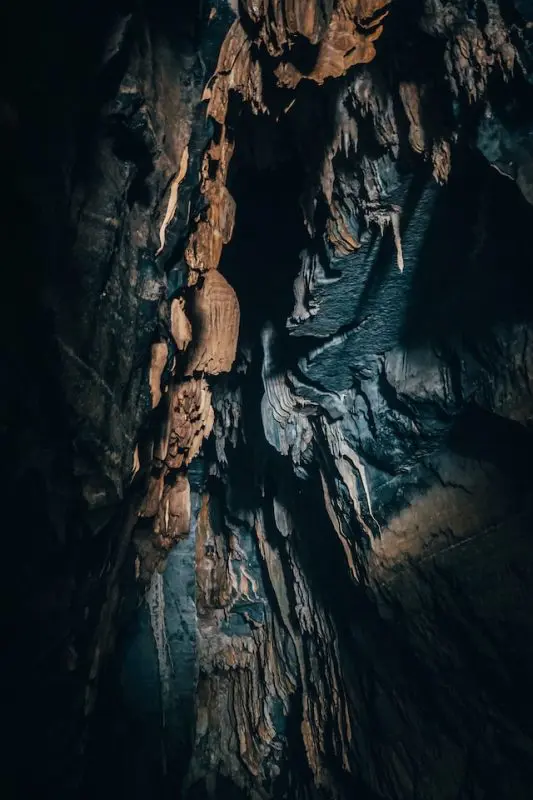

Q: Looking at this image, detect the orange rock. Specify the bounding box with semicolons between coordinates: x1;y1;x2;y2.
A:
148;342;168;408
139;472;165;518
154;475;191;539
185;271;240;376
275;0;390;88
166;378;215;469
170;297;192;351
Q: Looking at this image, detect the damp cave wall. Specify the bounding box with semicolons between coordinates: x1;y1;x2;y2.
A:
3;1;533;799
85;111;533;798
0;0;233;796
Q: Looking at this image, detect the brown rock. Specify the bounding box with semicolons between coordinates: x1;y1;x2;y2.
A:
185;135;237;273
275;0;390;87
149;342;168;409
185;271;240;376
170;297;192;352
156;145;189;256
166;378;215;469
154;474;191;540
203;20;266;125
139;471;165;518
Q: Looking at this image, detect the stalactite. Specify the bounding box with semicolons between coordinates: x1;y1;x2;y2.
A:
318;414;381;542
274;0;391;87
185;270;240;376
260;323;315;472
184;127;237;276
170;297;192;352
157;144;190;256
364;203;404;271
289;252;322;323
29;1;533;797
399;81;427;155
149;342;169;409
166;379;215;470
155;475;191;543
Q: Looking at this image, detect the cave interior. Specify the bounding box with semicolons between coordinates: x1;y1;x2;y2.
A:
2;0;533;798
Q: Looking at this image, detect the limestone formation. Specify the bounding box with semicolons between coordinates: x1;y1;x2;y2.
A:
154;474;191;541
166;378;215;470
170;297;192;352
148;342;168;409
6;2;533;799
185;270;240;376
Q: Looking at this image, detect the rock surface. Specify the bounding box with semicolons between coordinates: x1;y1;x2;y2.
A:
2;1;533;799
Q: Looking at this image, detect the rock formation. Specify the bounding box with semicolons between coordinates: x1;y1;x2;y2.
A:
2;1;533;799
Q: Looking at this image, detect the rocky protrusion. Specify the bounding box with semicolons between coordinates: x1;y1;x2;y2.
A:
155;474;191;542
185;271;240;376
170;297;192;352
149;341;169;409
166;378;215;470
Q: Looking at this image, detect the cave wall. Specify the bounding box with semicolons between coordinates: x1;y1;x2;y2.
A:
1;1;233;795
2;1;533;799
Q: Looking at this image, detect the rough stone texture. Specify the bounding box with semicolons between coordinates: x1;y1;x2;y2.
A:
4;1;533;799
0;1;234;796
185;270;240;376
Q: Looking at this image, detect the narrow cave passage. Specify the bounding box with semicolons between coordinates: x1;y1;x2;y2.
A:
221;149;307;336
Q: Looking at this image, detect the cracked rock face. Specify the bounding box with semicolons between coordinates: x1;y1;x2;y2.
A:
3;1;533;799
